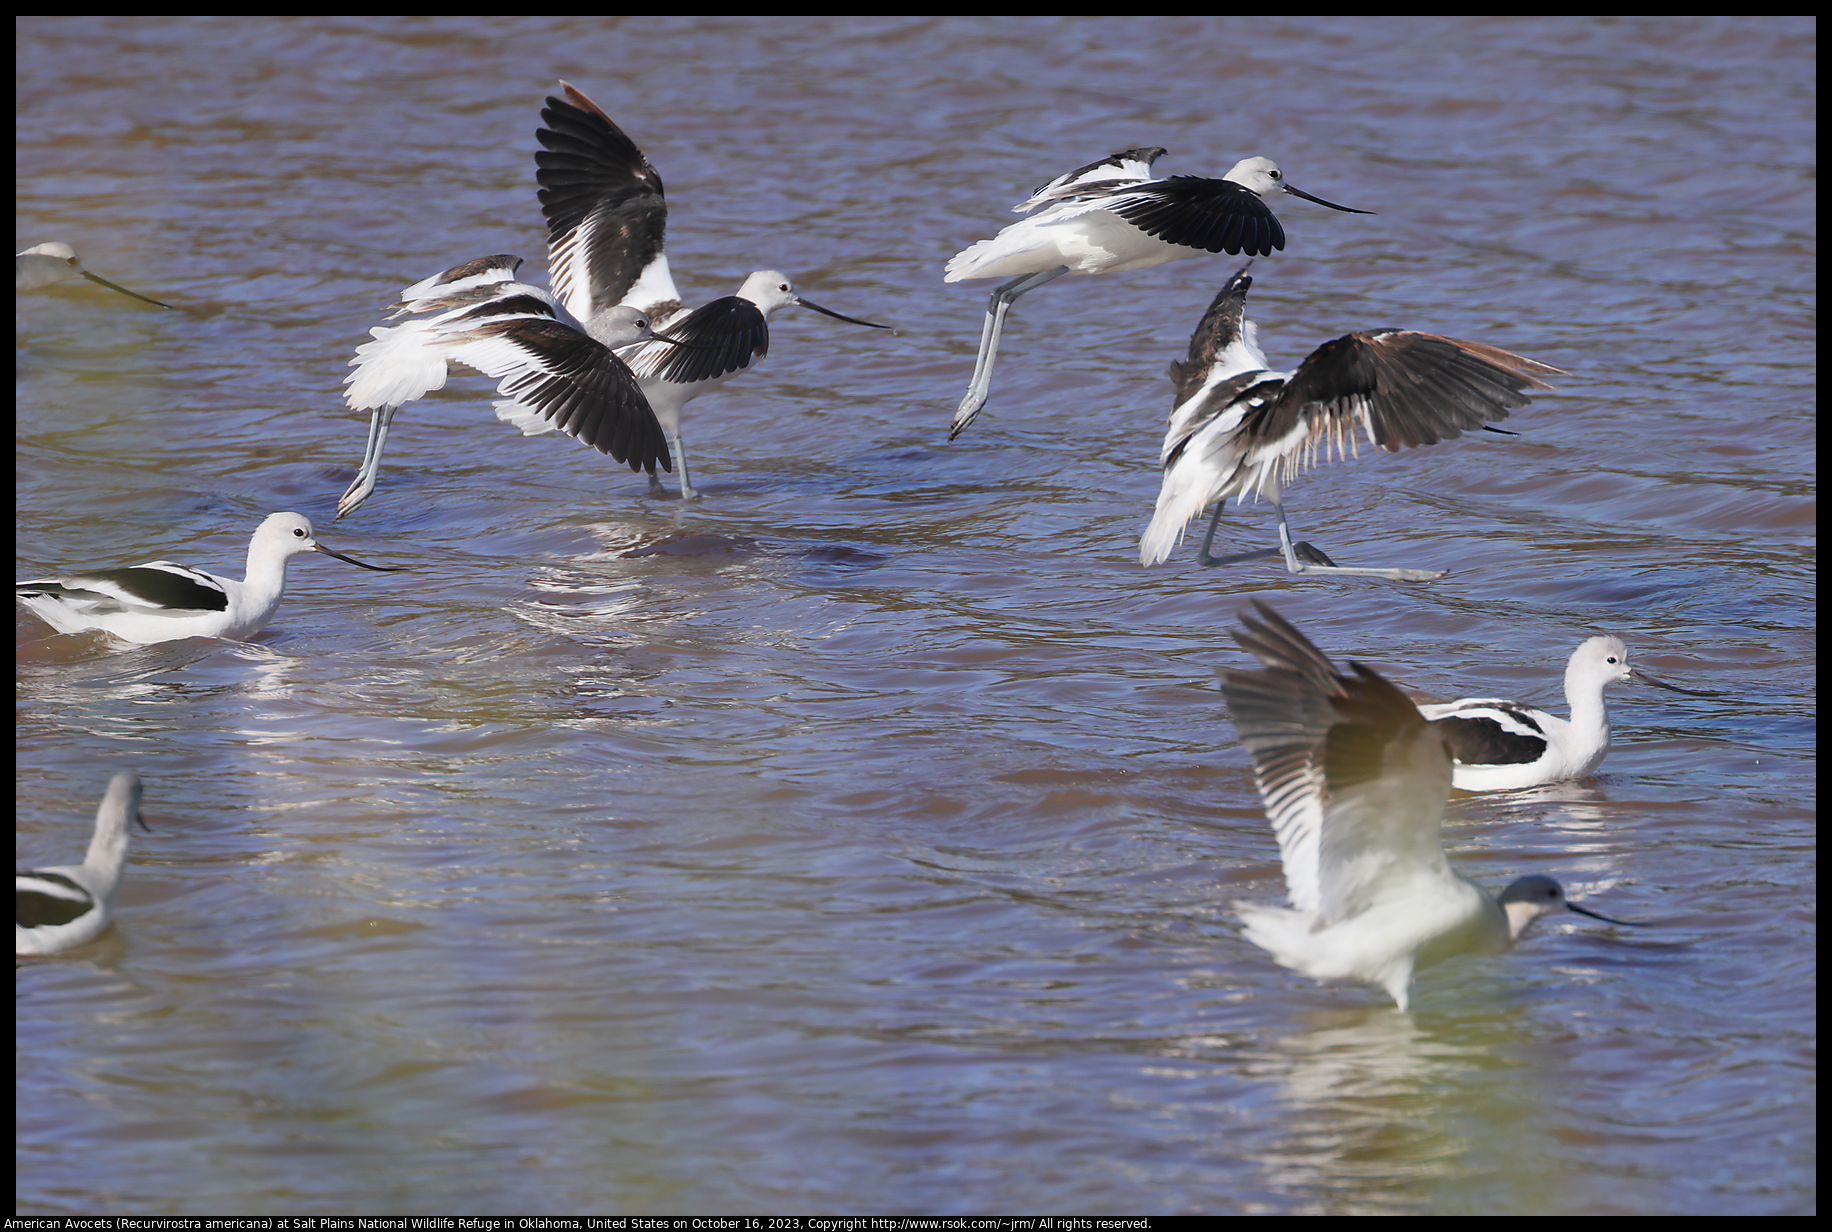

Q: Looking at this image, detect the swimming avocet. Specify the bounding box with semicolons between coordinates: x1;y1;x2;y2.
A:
945;149;1370;437
17;771;151;955
16;241;173;309
1422;635;1704;792
17;512;398;645
337;254;682;517
1220;602;1638;1010
1140;265;1563;581
533;82;889;499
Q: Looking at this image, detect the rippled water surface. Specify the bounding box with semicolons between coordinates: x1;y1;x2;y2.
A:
17;15;1814;1215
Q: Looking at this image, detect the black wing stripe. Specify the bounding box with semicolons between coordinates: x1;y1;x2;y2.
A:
16;873;96;928
536;87;668;311
469;320;671;472
1170;270;1255;405
20;567;229;613
1107;178;1286;257
1433;710;1548;767
650;297;770;384
1277;333;1551;453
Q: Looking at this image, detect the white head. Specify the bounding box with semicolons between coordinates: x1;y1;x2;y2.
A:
251;513;397;573
737;270;889;329
1221;157;1372;215
17;240;173;305
591;304;662;349
1222;156;1287;197
251;513;325;563
1567;635;1634;693
20;240;82;265
737;270;801;318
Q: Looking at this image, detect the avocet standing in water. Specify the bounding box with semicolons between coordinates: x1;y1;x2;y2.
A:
1140;265;1563;580
945;149;1371;437
532;82;890;499
17;771;151;955
1220;602;1639;1011
16;241;173;308
1422;635;1705;791
17;512;398;645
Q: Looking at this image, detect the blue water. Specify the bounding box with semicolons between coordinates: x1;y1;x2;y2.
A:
17;15;1815;1215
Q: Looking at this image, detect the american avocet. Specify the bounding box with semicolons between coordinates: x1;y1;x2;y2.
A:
16;241;173;308
16;512;398;645
945;149;1370;438
337;254;683;518
1140;265;1562;581
533;82;889;499
1220;602;1638;1011
17;771;151;956
1421;635;1705;792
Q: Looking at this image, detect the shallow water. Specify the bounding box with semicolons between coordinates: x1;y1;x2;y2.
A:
17;15;1815;1215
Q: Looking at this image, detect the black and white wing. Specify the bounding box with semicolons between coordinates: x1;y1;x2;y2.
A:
536;82;671;323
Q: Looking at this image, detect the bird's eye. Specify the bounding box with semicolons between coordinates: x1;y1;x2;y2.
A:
1269;169;1281;180
294;528;307;539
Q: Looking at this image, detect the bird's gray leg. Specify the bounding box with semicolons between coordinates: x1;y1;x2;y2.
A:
1193;499;1378;572
1195;502;1281;567
949;265;1070;440
1275;499;1444;581
673;433;696;500
1275;504;1309;570
336;406;397;519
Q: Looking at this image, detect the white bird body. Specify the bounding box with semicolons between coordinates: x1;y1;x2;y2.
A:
16;241;172;308
1419;635;1697;791
1434;703;1595;792
17;512;396;645
945;151;1370;437
536;83;887;499
946;152;1364;284
1221;602;1635;1010
17;771;150;956
1239;868;1510;1006
947;202;1197;281
1141;265;1562;579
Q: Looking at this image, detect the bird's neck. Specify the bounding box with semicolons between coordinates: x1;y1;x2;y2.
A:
242;546;292;601
82;821;133;899
1563;665;1613;740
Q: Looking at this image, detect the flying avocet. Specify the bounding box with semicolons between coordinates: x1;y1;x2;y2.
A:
945;148;1370;437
